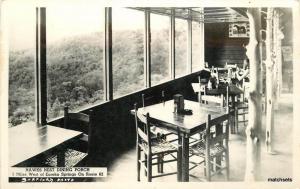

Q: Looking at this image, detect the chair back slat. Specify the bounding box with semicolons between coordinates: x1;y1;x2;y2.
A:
204;114;229;154
68;113;90;123
134;103;152;152
209;131;227;146
142;90;166;107
136;111;148;125
137;127;149;143
64;107;91;135
201;95;223;105
209;113;228;126
64;106;94;154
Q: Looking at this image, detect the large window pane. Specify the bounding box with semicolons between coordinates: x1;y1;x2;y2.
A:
112;8;144;98
175;18;188;77
151;13;170;86
192;21;203;72
47;5;104;119
8;4;35;127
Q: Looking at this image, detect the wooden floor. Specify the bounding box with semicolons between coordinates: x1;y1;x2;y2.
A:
95;93;293;182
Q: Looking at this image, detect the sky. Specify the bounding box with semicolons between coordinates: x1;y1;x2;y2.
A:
4;2;167;51
3;1;294;51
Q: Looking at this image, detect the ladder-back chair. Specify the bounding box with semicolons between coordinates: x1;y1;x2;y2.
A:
189;113;230;181
134;104;180;182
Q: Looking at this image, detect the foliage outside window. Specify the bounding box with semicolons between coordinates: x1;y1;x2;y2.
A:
112;8;145;98
8;5;36;127
175;18;188;78
8;6;205;126
47;5;104;119
192;21;204;72
150;13;170;86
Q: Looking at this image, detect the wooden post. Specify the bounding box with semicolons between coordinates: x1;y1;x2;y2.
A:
244;8;262;181
272;10;279;110
274;11;284;99
265;8;276;154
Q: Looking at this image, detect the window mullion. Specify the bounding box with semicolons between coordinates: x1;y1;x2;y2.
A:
144;9;151;88
104;7;113;101
36;7;47;125
169;9;175;79
187;10;192;74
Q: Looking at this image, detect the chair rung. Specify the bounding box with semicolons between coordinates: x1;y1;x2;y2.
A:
164;132;177;137
189;160;205;166
189;164;199;171
152;171;177;178
209;161;223;169
189;174;207;181
168;138;179;143
140;163;148;171
210;167;227;177
152;158;177;165
139;157;160;164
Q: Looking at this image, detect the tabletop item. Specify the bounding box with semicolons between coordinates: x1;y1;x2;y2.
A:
173;94;185;113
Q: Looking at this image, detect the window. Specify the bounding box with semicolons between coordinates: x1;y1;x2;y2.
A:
8;4;36;127
150;13;170;86
192;21;204;72
175;18;188;77
47;5;104;119
112;8;144;98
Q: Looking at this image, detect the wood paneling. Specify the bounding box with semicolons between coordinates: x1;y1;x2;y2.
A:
205;22;249;68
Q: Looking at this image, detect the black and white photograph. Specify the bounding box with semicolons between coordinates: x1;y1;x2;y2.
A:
0;0;299;188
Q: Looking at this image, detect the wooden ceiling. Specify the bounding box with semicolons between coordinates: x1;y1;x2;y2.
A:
131;7;249;23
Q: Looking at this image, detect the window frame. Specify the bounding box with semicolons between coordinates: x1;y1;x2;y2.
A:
33;7;204;123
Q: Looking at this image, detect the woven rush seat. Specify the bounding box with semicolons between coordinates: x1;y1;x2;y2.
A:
190;141;226;157
45;149;87;167
140;140;178;155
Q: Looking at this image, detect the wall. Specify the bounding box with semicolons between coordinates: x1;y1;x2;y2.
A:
205;22;249;68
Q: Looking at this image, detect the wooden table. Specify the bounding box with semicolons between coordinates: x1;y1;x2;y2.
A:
132;100;227;182
9;122;83;167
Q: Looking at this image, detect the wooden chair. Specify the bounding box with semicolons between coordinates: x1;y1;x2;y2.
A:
189;113;230;181
142;91;177;140
200;85;225;108
134;104;180;182
191;76;208;103
235;85;248;132
46;107;95;167
196;85;235;141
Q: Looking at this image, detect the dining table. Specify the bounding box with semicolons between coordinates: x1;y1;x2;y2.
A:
131;99;228;182
9;122;83;167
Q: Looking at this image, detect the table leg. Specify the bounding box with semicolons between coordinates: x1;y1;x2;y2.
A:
215;123;223;172
181;134;189;182
231;95;237;134
177;136;182;182
57;145;66;167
